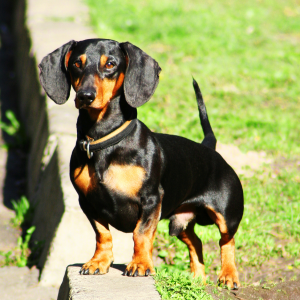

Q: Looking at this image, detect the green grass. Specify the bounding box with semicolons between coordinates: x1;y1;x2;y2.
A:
87;0;300;156
85;0;300;297
11;196;33;227
155;270;213;300
0;197;37;267
0;110;25;148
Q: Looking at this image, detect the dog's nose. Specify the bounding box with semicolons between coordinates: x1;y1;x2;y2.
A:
77;91;96;105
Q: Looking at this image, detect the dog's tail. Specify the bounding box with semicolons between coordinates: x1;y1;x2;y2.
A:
193;78;217;150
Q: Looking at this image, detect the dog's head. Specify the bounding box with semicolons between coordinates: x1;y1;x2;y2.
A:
39;39;161;110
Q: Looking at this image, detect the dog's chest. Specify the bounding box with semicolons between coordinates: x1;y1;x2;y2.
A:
72;161;146;199
102;163;146;198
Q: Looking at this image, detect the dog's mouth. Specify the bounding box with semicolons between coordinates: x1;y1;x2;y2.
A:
75;99;87;109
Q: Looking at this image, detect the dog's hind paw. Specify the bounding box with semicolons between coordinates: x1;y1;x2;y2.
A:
218;266;240;289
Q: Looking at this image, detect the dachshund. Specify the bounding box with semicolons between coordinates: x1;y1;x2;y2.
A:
39;39;244;289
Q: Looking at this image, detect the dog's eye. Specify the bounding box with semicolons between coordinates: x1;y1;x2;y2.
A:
105;62;115;69
74;60;82;69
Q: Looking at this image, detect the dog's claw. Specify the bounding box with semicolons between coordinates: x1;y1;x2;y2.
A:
84;269;89;275
129;270;133;276
123;270;128;276
94;268;99;275
233;282;238;290
145;269;150;276
134;270;138;277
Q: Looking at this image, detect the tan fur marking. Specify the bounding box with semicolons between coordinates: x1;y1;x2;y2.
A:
95;76;115;105
218;237;240;288
100;55;108;68
103;164;146;198
112;72;125;97
126;203;161;275
80;54;87;66
74;78;80;90
94;220;113;254
205;206;228;234
82;219;114;275
87;105;109;121
73;164;94;196
84;73;124;121
65;50;72;69
205;206;240;288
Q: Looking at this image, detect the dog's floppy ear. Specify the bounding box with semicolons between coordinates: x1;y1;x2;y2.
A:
120;42;161;108
39;40;76;104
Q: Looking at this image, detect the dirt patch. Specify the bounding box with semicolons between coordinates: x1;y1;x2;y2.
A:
216;142;272;177
206;277;300;300
204;240;300;299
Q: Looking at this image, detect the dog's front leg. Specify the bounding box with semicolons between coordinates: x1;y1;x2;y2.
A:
80;217;114;275
124;193;163;277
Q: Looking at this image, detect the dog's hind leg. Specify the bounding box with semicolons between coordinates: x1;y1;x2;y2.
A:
177;221;206;283
206;206;240;289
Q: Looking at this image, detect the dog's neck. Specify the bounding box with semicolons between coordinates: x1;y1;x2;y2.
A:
76;94;137;141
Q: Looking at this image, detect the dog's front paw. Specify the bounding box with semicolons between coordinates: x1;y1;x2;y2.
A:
124;257;155;277
218;266;240;289
80;255;114;275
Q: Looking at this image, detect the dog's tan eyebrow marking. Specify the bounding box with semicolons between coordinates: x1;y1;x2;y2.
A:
100;55;108;68
103;164;146;198
80;54;87;66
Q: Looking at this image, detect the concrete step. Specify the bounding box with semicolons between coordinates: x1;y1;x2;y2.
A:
58;265;161;300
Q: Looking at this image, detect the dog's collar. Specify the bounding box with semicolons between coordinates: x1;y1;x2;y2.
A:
78;119;137;159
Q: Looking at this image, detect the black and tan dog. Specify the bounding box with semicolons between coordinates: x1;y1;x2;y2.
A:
39;39;244;289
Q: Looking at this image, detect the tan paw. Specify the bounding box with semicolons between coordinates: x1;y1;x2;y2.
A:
218;266;240;289
80;256;113;275
191;267;206;284
124;257;155;277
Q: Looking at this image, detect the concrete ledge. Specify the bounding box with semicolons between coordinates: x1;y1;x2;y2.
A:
57;265;161;300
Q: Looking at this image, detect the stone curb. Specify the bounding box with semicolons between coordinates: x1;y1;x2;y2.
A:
57;265;161;300
12;0;158;296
